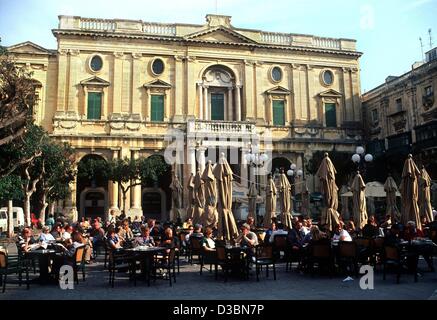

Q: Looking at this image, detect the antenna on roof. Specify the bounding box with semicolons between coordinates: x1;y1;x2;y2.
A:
420;37;425;61
429;28;433;49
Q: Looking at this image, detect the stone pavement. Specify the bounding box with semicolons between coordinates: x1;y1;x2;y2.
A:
1;243;436;300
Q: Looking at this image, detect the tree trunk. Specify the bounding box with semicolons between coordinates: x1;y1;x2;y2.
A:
24;192;31;227
49;202;55;217
39;192;48;224
7;200;14;238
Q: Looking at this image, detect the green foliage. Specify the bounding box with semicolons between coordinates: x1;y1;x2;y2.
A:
77;157;108;181
0;175;23;202
138;155;169;185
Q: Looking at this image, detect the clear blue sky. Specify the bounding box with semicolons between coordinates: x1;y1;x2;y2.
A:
0;0;436;92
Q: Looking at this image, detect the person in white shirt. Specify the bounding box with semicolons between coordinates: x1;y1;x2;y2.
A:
39;226;56;243
332;221;352;242
269;223;288;243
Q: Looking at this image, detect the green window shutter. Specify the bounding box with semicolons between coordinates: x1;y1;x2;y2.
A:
272;100;285;126
325;103;337;127
211;93;225;120
87;92;102;120
151;95;164;122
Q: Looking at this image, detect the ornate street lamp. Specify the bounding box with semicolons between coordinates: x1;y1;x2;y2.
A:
352;146;373;178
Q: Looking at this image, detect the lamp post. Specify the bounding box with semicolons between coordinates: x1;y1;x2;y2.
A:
351;146;373;179
245;150;269;196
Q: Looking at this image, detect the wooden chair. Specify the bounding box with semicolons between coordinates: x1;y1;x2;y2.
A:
355;237;372;265
1;250;27;293
308;239;334;277
108;249;135;288
337;241;359;276
188;236;202;265
382;245;417;284
254;244;276;282
272;234;288;261
72;244;86;284
152;248;177;286
199;247;216;275
215;246;232;282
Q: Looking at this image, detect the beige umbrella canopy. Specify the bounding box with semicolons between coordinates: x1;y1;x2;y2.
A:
247;182;258;226
279;171;293;229
192;168;205;226
186;173;195;220
399;154;421;230
316;153;340;232
169;171;183;222
214;153;238;241
384;175;400;222
419;166;434;223
201;160;219;228
264;174;278;229
351;171;368;230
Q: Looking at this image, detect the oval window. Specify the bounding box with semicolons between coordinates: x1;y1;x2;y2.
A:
152;58;165;75
323;70;334;86
271;66;282;82
90;55;103;72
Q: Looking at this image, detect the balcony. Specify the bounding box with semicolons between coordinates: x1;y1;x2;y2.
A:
187;119;256;137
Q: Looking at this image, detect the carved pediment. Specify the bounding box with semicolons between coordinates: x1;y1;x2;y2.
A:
318;89;343;98
185;26;257;44
80;76;110;87
8;41;54;55
265;86;291;95
143;79;172;89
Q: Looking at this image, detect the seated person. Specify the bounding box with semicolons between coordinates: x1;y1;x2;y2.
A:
332;221;352;242
39;226;56;243
300;220;311;237
107;226;122;250
235;223;258;248
362;216;381;238
183;218;193;229
17;227;38;252
132;216;142;231
191;224;204;239
45;214;55;231
62;224;74;245
184;225;194;246
246;216;256;232
119;218;134;241
51;223;64;241
346;221;357;238
402;221;425;241
380;214;393;230
269;222;288;243
161;227;176;248
89;220;105;247
301;225;327;246
201;227;216;251
134;226;155;247
264;222;277;244
287;221;303;249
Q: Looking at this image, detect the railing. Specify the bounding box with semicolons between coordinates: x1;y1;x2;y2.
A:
260;32;292;45
189;120;256;135
142;23;176;36
80;18;116;31
311;37;341;50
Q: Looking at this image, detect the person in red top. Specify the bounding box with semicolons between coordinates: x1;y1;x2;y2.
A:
30;213;39;228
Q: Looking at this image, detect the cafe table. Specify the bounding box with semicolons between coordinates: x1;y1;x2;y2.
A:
124;246;166;286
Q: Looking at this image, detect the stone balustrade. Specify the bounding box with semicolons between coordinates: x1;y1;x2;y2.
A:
311;37;341;50
188;119;256;136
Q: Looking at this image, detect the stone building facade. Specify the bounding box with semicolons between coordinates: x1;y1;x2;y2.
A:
8;14;363;221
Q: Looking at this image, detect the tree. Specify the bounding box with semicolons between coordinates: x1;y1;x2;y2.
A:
0;175;23;236
38;141;75;223
0;39;36;156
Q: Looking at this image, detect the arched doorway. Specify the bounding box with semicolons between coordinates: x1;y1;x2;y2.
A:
76;154;108;220
141;154;171;221
271;157;292;177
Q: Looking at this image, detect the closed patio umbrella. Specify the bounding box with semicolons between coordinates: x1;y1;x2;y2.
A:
202;160;219;228
213;153;238;241
419;166;434;223
192;168;204;226
279;170;293;229
399;154;421;230
263;173;277;229
316;153;340;232
247;182;258;226
186;173;195;220
351;171;368;230
384;174;400;222
169;172;183;222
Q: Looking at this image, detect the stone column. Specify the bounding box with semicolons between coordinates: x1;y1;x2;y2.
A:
198;82;203;120
189;146;196;175
203;86;209;120
131;149;142;211
108;149;119;215
236;85;242;121
145;88;151;121
227;87;233;121
198;147;206;173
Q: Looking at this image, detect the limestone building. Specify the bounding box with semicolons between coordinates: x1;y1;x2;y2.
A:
8;14;363;221
362;47;437;186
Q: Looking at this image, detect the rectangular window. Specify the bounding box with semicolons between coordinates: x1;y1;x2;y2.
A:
87;92;102;120
151;95;164;122
396;98;403;112
211;93;225;121
325;103;337;127
371;109;379;125
272;100;285;126
425;86;433;97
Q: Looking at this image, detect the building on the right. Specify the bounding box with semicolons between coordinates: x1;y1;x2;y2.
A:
362;47;437;190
